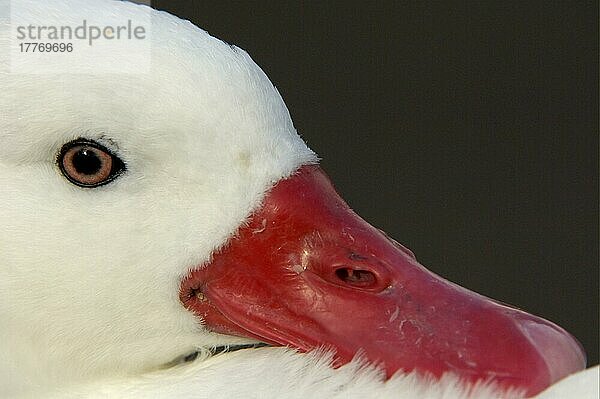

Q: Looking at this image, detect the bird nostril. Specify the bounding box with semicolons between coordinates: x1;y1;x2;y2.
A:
335;267;377;288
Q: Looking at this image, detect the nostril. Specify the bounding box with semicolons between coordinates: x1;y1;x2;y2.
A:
335;267;377;288
302;244;392;292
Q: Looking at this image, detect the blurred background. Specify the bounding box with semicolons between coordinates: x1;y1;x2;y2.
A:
153;1;598;365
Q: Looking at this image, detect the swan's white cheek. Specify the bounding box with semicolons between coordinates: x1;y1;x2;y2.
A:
0;167;211;383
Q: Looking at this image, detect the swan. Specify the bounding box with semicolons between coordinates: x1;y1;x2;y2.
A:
0;0;596;397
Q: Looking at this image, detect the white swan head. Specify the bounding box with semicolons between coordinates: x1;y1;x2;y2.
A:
0;0;585;396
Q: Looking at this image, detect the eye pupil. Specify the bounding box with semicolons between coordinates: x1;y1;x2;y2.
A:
72;148;102;175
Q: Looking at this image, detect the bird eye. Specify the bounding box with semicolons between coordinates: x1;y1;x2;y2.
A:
58;139;125;188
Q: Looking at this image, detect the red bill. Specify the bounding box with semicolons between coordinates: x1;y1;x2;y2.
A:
181;165;585;396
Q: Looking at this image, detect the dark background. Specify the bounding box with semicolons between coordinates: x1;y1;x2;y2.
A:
153;1;599;365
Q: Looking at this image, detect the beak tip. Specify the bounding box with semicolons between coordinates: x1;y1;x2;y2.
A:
517;317;587;391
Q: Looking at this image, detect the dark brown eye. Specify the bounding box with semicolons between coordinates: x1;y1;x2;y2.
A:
58;139;125;188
